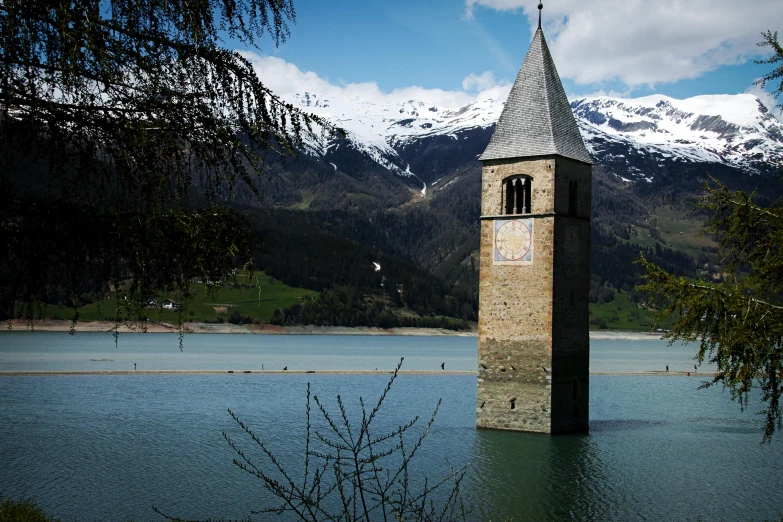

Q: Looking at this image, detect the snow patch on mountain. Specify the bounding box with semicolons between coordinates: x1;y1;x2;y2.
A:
571;94;783;175
289;90;783;182
290;91;500;191
293;92;500;156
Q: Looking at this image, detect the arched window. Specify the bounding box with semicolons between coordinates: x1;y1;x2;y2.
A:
568;180;578;216
502;175;532;215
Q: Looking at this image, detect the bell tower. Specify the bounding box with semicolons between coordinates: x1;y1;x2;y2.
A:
477;4;592;434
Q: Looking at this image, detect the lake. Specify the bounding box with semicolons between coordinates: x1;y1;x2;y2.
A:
0;331;715;373
0;332;780;521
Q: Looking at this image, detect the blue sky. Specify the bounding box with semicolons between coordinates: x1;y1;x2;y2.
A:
240;0;783;112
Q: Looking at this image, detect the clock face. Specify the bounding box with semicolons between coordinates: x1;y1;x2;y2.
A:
494;219;533;264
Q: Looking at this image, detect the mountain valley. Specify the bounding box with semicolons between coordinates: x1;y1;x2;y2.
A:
241;92;783;330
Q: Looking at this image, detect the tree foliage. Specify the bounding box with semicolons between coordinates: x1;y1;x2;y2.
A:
0;497;61;522
0;0;328;330
638;178;783;442
270;287;471;330
755;31;783;109
640;30;783;442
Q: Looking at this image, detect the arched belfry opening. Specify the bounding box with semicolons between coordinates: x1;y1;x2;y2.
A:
503;175;532;215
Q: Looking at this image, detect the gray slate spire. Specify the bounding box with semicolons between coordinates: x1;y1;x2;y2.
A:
480;27;592;164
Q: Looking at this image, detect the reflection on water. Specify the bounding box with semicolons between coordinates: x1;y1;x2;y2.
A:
1;373;782;521
1;335;783;521
590;418;667;431
470;430;608;521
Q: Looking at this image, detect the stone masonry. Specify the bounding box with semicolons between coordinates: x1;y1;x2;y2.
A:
477;156;591;433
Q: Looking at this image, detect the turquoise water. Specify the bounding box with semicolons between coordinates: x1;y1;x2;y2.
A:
0;331;715;373
0;333;779;521
0;332;478;372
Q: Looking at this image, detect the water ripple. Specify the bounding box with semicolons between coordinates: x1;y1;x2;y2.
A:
1;360;782;521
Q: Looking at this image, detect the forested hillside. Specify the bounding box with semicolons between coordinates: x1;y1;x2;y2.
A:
243;134;782;330
9;98;779;331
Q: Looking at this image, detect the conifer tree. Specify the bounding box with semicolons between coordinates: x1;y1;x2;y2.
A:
0;0;330;329
639;31;783;442
638;179;783;442
755;31;783;109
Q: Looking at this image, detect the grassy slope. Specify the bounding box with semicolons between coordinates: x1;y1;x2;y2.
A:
628;206;717;258
58;272;318;323
653;206;716;254
609;205;716;331
63;274;667;331
589;289;675;331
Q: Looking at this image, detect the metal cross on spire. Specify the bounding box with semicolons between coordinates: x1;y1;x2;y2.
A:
538;2;543;28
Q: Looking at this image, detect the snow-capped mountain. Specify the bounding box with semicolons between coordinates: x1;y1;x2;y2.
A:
572;94;783;180
291;91;502;191
289;91;783;187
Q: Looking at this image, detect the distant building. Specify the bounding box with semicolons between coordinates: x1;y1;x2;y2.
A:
477;5;592;434
162;299;179;310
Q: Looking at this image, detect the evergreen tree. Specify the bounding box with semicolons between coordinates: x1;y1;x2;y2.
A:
640;31;783;441
755;31;783;108
0;0;330;327
639;177;783;441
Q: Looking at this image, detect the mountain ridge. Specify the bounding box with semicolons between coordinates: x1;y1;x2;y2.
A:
239;90;783;330
290;91;783;187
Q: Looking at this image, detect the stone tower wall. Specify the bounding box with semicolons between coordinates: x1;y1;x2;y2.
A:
477;155;591;434
480;157;557;216
551;157;591;433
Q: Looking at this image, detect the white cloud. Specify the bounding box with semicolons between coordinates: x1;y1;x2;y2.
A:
239;52;780;125
465;0;783;89
462;71;507;92
241;53;509;109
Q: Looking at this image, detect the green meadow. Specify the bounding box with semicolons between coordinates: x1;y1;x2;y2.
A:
628;205;718;258
50;272;318;324
588;289;673;331
44;271;672;332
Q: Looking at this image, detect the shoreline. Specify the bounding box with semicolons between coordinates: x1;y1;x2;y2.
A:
0;370;473;376
2;319;476;337
2;319;663;340
0;370;712;377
